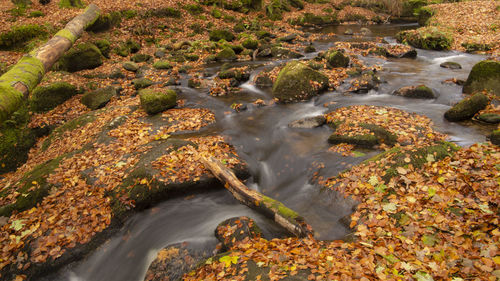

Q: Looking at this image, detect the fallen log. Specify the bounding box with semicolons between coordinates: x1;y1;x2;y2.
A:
200;156;314;238
0;4;100;122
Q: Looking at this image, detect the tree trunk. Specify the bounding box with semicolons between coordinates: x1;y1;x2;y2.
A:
0;4;100;122
200;156;314;238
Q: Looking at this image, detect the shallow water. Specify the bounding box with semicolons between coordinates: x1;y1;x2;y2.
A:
46;24;487;281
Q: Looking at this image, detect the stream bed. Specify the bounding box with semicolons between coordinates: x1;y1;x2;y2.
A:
46;24;486;281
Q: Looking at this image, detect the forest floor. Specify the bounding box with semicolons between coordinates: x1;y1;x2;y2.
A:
0;0;498;280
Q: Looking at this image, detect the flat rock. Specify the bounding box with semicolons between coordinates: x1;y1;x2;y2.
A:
288;116;326;129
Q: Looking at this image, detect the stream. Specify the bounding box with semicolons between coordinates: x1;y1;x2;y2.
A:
45;24;486;281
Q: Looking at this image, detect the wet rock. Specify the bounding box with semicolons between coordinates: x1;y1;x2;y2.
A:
489;130;500;146
272;61;328;102
288;116;326;129
30;82;77;112
462;60;500;96
349;71;380;94
271;46;303;59
254;73;273;88
54;43;103;72
304;45;316;53
256;47;272;57
477;113;500;124
360;27;372;35
444;93;489;122
139;89;177;115
344;28;353;35
278;33;297;43
440;61;462;69
123;61;139;72
215;216;262;250
131;53;152;63
132;78;153;90
326;49;349;68
392;85;435;99
80;86;116;110
216;47;237;61
385;44;417;59
218;68;250;84
144;242;213;281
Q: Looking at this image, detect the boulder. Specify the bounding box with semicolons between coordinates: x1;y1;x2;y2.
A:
209;29;235;42
462;60;500;96
132;78;153;90
215;216;262;250
489;130;500;146
30;82;77;112
326;50;349;68
396;27;452;50
360;27;372;36
153;61;173;70
93;39;111;58
444;93;489;122
270;46;303;59
139;89;177;115
54;43;103;72
392;85;435;99
288;116;326;128
344;28;353;35
80;86;116;110
123;61;139;72
242;38;259;50
131;53;152;63
216;47;237;61
272;61;329;102
477;113;500;124
440;61;461;69
218;68;250;83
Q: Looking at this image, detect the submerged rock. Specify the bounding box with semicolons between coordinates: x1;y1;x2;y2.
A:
444;93;489;122
80;86;116;110
392;85;435;99
440;61;462;69
462;60;500;95
215;216;262;250
272;61;329;102
288;116;326;129
139;89;177;115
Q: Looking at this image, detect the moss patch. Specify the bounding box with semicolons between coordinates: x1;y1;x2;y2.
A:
59;0;84;8
0;24;48;51
139;89;177;115
54;43;103;72
444;93;489;122
261;195;299;221
462;60;500;96
42;112;97;150
396;27;452;50
30;82;77;112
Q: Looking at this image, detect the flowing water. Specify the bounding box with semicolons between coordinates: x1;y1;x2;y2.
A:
46;24;488;281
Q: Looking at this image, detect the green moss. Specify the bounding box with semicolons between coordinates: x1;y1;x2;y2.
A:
444;93;489;122
328;133;379;148
0;24;48;51
477;113;500;124
80;86;116;110
360;123;397;146
54;43;103;72
415;6;435;26
184;4;204;15
290;12;338;26
139;89;177;115
131;53;152;63
0;155;64;217
153;61;173;69
396;27;452;50
265;0;289;20
261;195;299;220
184;53;200;61
0;56;45;93
28;10;45;18
463;60;500;96
326;50;349;68
59;0;84;8
86;12;122;32
94;39;111;58
132;78;153;90
55;29;77;44
144;7;181;18
30;82;77;112
216;47;237;61
272;61;329;102
121;9;137;19
210;29;235;42
242;38;258;50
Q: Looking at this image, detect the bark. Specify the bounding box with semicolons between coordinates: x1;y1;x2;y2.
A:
200;156;314;238
0;4;100;122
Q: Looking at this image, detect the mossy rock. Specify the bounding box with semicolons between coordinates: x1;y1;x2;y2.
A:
0;155;63;217
270;46;303;59
396;27;452;51
209;29;235;42
59;0;84;8
290;12;338;26
440;61;461;70
42;111;97;150
153;61;173;70
462;60;500;96
272;61;329;102
145;7;181;18
415;6;434;26
123;61;139;72
477;113;500;124
242;38;258;50
139;89;177;115
80;86;116;110
402;0;427;17
392;85;435;99
184;53;200;61
86;12;122;32
265;0;289;20
216;47;237;61
94;39;111;58
218;68;250;82
131;53;152;63
0;24;47;51
30;82;77;112
215;217;262;250
490;130;500;146
184;4;204;14
132;78;153;90
304;45;316;53
461;42;492;53
54;43;103;72
444;93;489;122
0;112;36;174
326;50;349;68
328;133;378;148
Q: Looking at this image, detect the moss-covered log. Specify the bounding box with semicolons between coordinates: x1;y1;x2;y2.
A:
0;4;100;123
200;156;314;238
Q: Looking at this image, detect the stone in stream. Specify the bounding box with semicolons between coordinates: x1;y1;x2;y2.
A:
215;216;262;250
139;89;177;115
490;130;500;146
444;93;489;122
278;33;297;43
349;71;380;94
360;27;372;36
344;28;353;35
272;61;329;102
440;61;462;69
392;85;435;99
462;60;500;96
288;116;326;129
325;49;349;68
477;113;500;124
80;86;116;110
270;46;303;59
